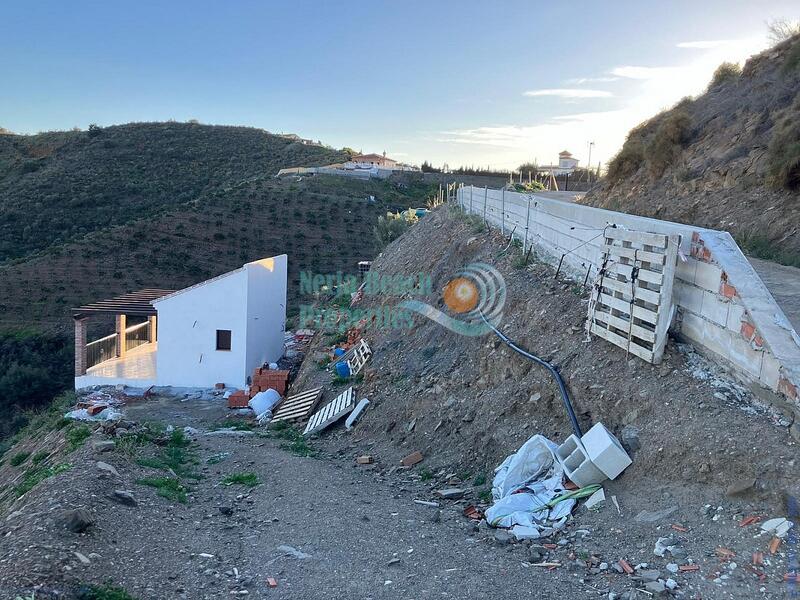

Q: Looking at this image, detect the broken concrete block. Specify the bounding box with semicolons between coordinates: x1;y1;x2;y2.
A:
400;451;423;467
356;455;373;465
584;487;606;510
580;423;632;480
345;398;370;430
556;435;606;488
761;517;793;539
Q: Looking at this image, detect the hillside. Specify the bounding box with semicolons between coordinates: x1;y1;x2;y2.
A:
582;35;800;263
0;174;433;329
0;122;347;263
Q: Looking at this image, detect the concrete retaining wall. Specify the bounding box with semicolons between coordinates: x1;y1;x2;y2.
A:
456;186;800;413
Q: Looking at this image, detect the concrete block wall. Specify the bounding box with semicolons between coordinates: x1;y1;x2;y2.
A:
456;186;800;414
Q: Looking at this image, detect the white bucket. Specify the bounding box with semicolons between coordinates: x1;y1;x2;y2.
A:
249;388;281;417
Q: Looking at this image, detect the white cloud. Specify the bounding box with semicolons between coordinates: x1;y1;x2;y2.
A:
566;76;620;84
425;34;770;170
677;39;735;49
524;88;613;98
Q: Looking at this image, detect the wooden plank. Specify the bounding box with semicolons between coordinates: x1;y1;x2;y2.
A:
652;234;681;364
603;244;665;265
605;228;668;248
591;310;656;343
606;262;663;285
590;323;654;362
598;277;662;306
597;292;658;325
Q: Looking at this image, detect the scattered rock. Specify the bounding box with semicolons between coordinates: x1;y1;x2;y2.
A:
636;569;661;582
435;488;465;500
96;461;120;477
620;426;640;452
644;580;666;595
726;477;756;496
92;440;116;453
73;551;91;565
277;545;311;559
493;530;514;545
110;490;138;507
528;545;547;561
634;506;677;523
61;508;94;533
400;451;423;467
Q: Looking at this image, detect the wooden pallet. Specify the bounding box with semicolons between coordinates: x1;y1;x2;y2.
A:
587;227;679;364
271;387;323;424
346;339;372;376
303;387;356;436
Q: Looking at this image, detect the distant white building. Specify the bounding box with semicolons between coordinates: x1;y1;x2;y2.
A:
276;151;418;179
536;150;580;175
74;256;287;390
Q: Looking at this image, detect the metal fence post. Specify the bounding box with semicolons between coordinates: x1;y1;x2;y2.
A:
524;197;530;252
483;186;488;223
470;185;474;214
501;189;506;235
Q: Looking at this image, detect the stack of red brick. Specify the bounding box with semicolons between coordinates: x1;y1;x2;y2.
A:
250;368;289;397
227;390;250;409
226;367;290;409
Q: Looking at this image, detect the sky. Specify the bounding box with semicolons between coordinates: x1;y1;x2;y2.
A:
1;1;797;171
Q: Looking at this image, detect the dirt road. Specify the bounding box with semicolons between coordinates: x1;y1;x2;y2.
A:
0;392;796;599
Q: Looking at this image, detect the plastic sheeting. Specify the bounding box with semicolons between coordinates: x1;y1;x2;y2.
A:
485;434;575;540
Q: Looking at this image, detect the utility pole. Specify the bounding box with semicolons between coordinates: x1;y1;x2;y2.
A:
587;141;595;184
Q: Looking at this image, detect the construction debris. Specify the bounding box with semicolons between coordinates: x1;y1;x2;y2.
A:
302;387;356;435
345;398;369;430
760;517;793;538
400;451;423;467
356;455;373;465
486;434;582;540
271;387;323;424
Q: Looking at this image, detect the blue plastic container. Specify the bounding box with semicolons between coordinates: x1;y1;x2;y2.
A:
333;348;346;357
335;362;351;378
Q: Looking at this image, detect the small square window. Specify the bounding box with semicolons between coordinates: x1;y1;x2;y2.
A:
216;329;232;351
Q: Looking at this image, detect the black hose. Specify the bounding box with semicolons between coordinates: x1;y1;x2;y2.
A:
479;312;582;437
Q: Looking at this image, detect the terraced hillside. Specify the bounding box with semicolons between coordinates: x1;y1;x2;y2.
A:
0;174;433;328
0;122;346;263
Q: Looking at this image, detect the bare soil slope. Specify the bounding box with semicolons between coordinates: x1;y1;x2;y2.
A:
582;35;800;261
296;207;800;506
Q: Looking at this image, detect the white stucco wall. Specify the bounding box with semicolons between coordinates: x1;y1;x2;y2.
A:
153;268;250;388
244;255;288;378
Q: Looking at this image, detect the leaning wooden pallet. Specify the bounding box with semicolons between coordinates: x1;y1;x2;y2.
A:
271;387;323;424
586;227;679;364
303;387;356;436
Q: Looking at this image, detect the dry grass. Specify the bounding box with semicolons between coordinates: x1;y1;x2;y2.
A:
767;97;800;190
708;62;742;89
644;111;692;178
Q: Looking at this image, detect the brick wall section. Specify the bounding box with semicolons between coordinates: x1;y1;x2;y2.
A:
74;317;88;376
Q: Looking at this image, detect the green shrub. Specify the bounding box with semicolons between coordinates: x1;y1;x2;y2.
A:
708;62;742;89
65;425;92;452
644;111;691;178
606;138;645;183
374;215;410;248
76;582;138;600
137;477;187;503
10;451;30;466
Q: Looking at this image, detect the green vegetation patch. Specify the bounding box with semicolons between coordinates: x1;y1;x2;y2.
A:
136;477;187;504
76;582;138;600
65;424;92;452
134;428;201;479
268;421;316;457
13;463;71;497
221;472;260;487
767;96;800;191
9;451;30;467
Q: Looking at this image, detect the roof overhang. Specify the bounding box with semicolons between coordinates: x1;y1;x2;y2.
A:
72;289;175;319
